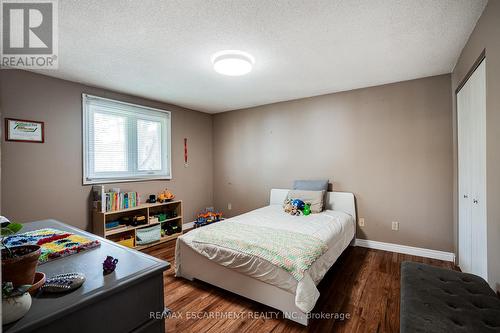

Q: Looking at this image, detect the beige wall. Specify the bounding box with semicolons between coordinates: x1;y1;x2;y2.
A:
1;68;456;254
451;0;500;291
0;70;213;231
213;74;453;252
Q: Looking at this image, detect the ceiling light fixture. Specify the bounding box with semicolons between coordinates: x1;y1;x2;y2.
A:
211;50;254;76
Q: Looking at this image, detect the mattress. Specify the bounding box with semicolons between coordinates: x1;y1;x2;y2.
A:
176;204;355;312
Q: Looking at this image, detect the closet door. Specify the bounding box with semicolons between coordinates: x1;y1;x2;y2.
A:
457;59;487;280
457;74;472;274
469;60;487;279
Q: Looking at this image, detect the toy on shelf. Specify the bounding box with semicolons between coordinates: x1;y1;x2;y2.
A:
194;208;223;228
154;210;178;223
162;224;173;236
161;221;181;236
157;189;175;203
121;215;147;226
171;224;180;234
135;216;147;226
146;195;156;203
167;210;178;218
105;220;120;230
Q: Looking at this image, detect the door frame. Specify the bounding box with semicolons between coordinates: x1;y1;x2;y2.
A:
455;49;486;95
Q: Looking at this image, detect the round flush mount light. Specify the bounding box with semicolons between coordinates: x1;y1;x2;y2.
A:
211;50;255;76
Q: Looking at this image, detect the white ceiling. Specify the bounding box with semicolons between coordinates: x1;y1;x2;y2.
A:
36;0;487;113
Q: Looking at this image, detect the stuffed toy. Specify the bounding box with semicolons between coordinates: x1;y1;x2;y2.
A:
291;199;305;210
283;198;305;216
290;205;302;216
283;199;295;214
302;203;311;216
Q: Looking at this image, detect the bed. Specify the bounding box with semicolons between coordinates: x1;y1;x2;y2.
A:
175;189;356;326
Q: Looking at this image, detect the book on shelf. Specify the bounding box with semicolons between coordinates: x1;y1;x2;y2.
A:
93;187;140;213
92;185;106;213
106;191;139;212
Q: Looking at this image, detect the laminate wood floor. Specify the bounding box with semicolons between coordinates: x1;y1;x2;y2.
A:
144;241;456;333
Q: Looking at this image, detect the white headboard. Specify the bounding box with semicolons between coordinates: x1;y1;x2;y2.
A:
270;189;356;220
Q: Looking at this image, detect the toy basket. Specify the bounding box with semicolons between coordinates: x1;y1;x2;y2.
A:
117;237;135;248
136;224;161;245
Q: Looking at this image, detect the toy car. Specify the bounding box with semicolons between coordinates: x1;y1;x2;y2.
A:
195;208;223;227
157;189;175;203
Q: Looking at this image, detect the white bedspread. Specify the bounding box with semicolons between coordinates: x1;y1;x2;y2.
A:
176;205;355;313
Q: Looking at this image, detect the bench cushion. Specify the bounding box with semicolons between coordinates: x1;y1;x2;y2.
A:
400;261;500;333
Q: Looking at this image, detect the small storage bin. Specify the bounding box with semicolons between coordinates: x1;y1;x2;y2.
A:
136;224;161;245
117;237;135;248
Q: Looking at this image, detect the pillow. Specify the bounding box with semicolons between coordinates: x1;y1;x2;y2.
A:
287;190;325;213
293;179;329;192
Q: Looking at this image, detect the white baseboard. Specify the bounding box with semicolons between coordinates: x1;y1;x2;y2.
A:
354;238;455;262
183;221;195;230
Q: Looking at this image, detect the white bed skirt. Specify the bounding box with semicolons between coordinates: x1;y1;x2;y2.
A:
176;239;311;325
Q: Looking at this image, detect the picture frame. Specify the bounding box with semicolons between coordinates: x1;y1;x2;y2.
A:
5;118;45;143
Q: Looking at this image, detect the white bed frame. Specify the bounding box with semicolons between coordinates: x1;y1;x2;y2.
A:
176;189;356;326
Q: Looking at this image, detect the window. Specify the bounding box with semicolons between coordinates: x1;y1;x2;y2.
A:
83;94;171;184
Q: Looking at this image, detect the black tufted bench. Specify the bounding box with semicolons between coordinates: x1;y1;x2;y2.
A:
400;261;500;333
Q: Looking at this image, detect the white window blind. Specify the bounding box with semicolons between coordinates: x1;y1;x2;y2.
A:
83;94;171;184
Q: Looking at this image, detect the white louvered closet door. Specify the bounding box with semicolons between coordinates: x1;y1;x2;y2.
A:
457;59;487;281
457;76;472;274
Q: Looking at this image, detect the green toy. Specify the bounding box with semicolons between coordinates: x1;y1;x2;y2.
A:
302;203;311;216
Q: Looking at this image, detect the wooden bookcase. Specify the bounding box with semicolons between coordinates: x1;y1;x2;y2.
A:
92;200;183;250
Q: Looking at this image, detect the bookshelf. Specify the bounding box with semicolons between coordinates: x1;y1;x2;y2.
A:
92;200;183;250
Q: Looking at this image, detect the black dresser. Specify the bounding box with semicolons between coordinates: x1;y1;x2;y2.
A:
3;219;170;333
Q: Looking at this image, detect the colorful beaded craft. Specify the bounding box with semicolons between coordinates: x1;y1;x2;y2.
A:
42;272;86;293
3;228;100;264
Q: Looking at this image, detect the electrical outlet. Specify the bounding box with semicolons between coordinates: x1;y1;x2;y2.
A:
227;203;232;210
358;218;365;227
392;221;399;231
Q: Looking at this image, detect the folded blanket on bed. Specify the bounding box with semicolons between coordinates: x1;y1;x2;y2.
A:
191;222;327;281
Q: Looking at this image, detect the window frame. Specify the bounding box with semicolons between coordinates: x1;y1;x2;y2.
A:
82;93;172;185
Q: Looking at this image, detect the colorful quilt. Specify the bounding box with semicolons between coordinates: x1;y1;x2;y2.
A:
192;222;327;281
3;228;100;264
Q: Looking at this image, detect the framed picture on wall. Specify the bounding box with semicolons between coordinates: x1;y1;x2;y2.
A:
5;118;45;143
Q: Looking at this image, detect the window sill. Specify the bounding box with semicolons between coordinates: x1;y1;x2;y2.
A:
83;176;172;185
